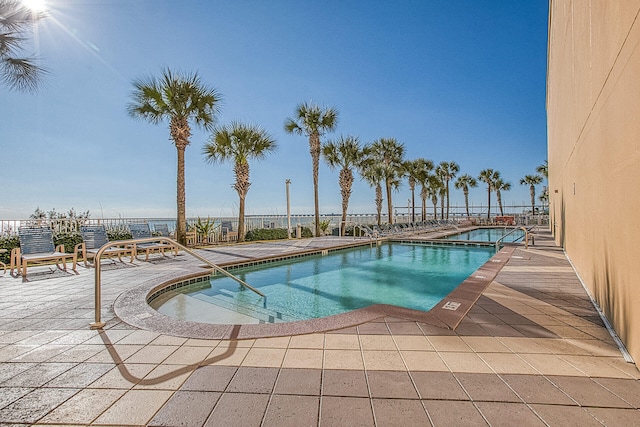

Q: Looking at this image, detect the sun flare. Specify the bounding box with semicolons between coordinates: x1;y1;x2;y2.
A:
22;0;47;12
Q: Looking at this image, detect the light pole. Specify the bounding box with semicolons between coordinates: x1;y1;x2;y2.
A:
286;179;291;239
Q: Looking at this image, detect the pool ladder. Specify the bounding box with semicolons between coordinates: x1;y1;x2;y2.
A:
494;226;536;250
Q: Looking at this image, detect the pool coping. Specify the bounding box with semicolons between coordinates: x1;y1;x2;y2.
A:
114;239;517;340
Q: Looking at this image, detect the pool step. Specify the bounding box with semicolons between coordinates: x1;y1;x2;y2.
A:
192;292;301;324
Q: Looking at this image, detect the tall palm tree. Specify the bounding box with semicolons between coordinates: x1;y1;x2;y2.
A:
203;122;276;242
493;176;511;216
426;175;442;220
478;168;499;220
454;174;478;217
404;158;433;222
370;138;405;224
322;135;363;236
128;68;221;244
1;1;47;92
436;161;460;219
415;161;435;221
536;160;549;212
284;102;338;236
359;146;385;226
520;174;543;216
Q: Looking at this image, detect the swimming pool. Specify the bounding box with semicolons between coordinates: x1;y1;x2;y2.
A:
150;242;496;324
445;227;525;243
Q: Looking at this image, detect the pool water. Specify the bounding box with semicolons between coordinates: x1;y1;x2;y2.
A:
151;243;496;324
446;227;525;243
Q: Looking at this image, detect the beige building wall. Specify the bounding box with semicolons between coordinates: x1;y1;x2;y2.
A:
547;0;640;364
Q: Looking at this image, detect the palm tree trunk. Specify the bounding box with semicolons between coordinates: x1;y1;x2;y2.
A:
464;189;470;217
497;191;504;216
486;187;491;220
440;195;444;219
445;181;450;219
421;189;427;222
176;146;187;245
171;117;191;245
339;168;353;236
310;133;321;236
432;197;438;220
530;185;535;216
375;185;383;226
386;179;393;224
234;162;251;243
238;195;246;242
411;185;416;222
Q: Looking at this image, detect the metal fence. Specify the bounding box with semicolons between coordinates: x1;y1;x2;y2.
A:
0;211;549;239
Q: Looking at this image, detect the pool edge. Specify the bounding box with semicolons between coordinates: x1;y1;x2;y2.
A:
113;241;516;340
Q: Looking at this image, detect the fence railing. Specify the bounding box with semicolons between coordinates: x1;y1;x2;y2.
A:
0;212;549;238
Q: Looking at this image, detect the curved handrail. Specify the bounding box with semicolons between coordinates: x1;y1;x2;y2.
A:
90;237;264;329
495;226;532;250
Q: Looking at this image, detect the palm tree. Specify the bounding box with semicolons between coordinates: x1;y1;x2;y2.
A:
359;151;385;226
322;135;363;236
404;158;433;222
536;160;549;212
370;138;405;224
536;160;548;178
478;168;499;220
493;176;511;216
520;174;543;216
203;122;276;242
1;1;47;92
539;187;549;207
284;102;338;236
454;174;478;217
426;175;442;220
436;161;460;219
415;161;435;221
128;68;221;244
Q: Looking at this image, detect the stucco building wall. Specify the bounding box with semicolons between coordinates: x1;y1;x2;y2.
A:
547;0;640;363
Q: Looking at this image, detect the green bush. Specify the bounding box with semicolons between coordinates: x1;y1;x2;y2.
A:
245;228;289;241
244;227;315;241
0;235;19;265
106;229;133;241
53;232;82;253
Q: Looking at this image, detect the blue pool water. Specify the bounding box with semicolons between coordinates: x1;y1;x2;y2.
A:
445;227;525;243
152;243;496;324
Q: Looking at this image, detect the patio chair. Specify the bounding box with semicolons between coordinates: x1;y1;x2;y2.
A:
75;225;135;268
221;221;238;242
153;223;172;238
11;226;77;281
128;223;178;261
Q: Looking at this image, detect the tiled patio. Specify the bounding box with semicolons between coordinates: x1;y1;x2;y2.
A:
0;230;638;426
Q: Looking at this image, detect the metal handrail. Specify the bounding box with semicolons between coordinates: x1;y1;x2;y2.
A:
495;226;525;250
90;237;264;329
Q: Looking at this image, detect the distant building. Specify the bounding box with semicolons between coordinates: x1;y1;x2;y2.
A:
547;1;640;365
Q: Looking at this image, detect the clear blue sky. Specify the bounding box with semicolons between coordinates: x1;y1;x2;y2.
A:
2;0;549;220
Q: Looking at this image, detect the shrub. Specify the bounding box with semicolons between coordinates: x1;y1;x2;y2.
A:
53;232;82;253
106;228;132;241
0;235;19;265
244;227;315;241
245;228;289;241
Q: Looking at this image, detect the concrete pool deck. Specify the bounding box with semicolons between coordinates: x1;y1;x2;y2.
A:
0;229;638;425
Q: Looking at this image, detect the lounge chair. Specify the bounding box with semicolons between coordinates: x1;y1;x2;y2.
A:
75;225;135;268
11;226;77;281
128;223;178;261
